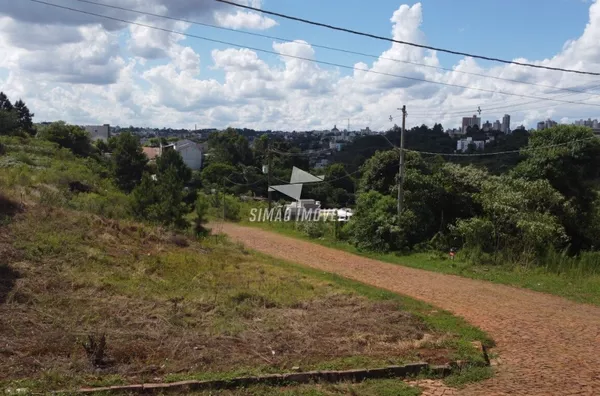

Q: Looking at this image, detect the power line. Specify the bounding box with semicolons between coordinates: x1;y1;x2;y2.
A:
216;0;600;76
224;176;266;186
68;0;600;97
401;82;600;118
26;0;600;108
273;169;362;186
404;136;598;157
408;80;600;113
270;140;398;157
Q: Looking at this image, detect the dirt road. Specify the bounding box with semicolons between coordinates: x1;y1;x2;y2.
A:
219;223;600;396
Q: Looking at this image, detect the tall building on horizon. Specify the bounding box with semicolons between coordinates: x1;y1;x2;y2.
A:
461;114;481;133
537;119;557;131
502;114;511;133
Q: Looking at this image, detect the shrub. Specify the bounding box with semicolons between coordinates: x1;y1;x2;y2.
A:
296;220;326;239
222;195;241;221
0;142;5;155
194;195;210;237
37;121;92;157
347;191;417;252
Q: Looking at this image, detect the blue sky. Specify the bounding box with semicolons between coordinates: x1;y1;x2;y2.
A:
1;0;599;130
184;0;592;75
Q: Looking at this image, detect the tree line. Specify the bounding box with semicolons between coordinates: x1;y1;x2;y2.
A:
4;90;600;269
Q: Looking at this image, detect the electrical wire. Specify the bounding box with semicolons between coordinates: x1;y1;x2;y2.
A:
69;0;600;97
26;0;600;107
216;0;600;76
223;176;266;186
399;81;600;117
272;168;363;186
403;136;597;157
270;142;398;157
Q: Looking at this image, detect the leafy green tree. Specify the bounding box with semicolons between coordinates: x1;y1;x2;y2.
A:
452;176;568;263
208;128;253;165
38;121;92;156
512;125;600;251
326;163;355;194
112;132;148;192
95;139;110;154
13;99;34;135
359;149;427;195
201;162;237;189
156;149;192;184
347;191;418;252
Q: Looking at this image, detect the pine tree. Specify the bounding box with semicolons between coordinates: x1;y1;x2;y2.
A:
112;132;148;192
13;99;34;135
0;92;13;112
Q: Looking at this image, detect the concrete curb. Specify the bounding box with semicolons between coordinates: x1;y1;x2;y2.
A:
72;362;461;394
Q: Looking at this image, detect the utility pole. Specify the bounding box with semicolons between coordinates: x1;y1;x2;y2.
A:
397;105;407;220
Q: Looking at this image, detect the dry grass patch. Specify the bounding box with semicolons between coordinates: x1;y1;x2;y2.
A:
0;206;485;392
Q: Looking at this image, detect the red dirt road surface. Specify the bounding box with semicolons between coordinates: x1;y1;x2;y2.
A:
219;223;600;396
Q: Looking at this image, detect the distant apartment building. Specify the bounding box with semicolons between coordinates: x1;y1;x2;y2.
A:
84;124;110;141
457;137;485;152
574;118;599;128
482;121;493;132
537;119;557;131
493;120;502;131
537;119;558;131
461;115;481;133
446;128;465;137
502;114;511;133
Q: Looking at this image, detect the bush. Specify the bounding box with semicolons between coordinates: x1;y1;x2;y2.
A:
194;195;210;237
222;195;241;221
37;121;92;157
0;142;5;155
347;191;416;252
296;220;326;239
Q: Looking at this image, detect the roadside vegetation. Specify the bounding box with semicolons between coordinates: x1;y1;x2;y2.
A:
196;118;600;306
242;218;600;306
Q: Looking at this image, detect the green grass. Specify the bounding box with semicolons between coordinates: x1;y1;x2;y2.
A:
443;366;494;388
0;142;492;394
72;379;423;395
1;204;491;393
241;220;600;306
0;136;132;220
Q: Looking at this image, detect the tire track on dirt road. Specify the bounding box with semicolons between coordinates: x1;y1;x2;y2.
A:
218;223;600;396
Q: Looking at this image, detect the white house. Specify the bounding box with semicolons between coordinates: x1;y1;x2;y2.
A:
159;139;203;170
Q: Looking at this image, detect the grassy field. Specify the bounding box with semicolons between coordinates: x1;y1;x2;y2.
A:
241;219;600;306
0;136;492;394
0;203;491;394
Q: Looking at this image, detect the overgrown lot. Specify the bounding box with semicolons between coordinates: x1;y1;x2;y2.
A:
0;201;490;393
